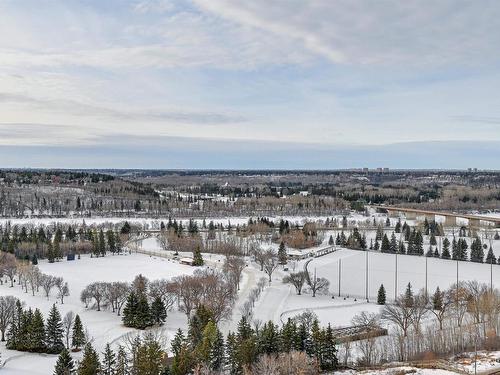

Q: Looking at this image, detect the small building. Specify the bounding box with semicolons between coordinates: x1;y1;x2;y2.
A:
287;249;310;260
66;253;75;261
179;257;194;266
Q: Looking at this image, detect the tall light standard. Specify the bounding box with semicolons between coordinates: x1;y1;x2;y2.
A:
365;248;369;302
338;258;342;297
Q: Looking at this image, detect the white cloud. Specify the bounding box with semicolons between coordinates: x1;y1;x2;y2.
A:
192;0;500;66
0;0;499;153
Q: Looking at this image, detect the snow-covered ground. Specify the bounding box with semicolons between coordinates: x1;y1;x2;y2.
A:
339;367;457;375
0;252;195;374
311;248;500;300
1;211;499;374
453;350;500;373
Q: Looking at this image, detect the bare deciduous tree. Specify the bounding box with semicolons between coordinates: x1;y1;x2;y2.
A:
0;253;17;287
55;277;70;304
41;274;57;299
252;351;319;375
223;255;246;290
148;279;175;312
305;269;329;297
0;296;17;341
62;311;75;348
283;271;307;295
82;282;106;311
263;250;279;282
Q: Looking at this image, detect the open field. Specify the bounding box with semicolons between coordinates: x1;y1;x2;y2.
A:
0;253;195;373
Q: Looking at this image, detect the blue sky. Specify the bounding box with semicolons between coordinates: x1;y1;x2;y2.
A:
0;0;499;168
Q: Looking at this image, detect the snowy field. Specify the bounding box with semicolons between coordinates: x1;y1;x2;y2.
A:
1;211;500;374
0;253;195;374
311;248;500;301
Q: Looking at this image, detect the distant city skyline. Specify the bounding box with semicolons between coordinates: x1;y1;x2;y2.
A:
1;1;499;167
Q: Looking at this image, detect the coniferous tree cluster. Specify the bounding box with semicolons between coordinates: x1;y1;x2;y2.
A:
0;221;123;263
120;275;167;330
406;229;424;255
452;237;469;261
470;237;485;263
170;310;337;375
54;333;168;375
345;228;367;250
6;301;86;355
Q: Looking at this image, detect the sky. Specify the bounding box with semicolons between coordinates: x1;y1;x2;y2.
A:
0;0;499;169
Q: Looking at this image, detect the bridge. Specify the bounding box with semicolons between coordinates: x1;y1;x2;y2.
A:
371;205;500;227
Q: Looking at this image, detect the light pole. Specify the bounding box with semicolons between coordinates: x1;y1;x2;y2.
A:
425;256;428;297
395;252;398;300
365;249;369;302
338;258;342;297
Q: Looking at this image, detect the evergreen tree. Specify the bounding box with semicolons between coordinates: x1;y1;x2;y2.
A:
398;241;406;254
442;238;451;259
278;241;287;264
46;304;64;354
151;296;167;326
135;335;165;375
171;329;185;358
102;343;116;375
395;219;401;233
120;222;131;235
71;315;85;351
430;233;437;246
404;283;414;307
115;345;128;375
320;324;338;371
6;300;23;350
19;308;33;351
134;294;152;330
107;230;116;254
414;230;424;255
470;237;484;263
380;234;390;253
433;247;440;258
432;287;443;310
486;246;497;264
452;237;459;260
257;321;279;355
335;234;341;246
377;284;386;305
99;229;106;256
78;343;101;375
122;292;139;328
192;246;204;266
197;321;221;368
389;233;398;253
54;347;74;375
31;308;46;352
328;235;334;245
459;238;469;261
188;305;214;347
209;328;224;372
47;241;55;263
171;343;195;375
